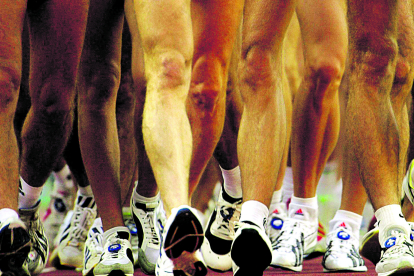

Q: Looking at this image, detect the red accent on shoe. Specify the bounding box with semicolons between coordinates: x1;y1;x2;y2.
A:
340;222;347;228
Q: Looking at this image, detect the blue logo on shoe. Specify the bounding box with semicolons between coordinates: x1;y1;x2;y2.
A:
271;218;283;230
385;237;397;248
108;243;121;253
337;230;350;240
127;223;138;235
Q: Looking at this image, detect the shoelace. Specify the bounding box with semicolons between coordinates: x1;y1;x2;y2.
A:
326;228;356;254
215;201;241;237
382;231;414;257
273;220;303;248
142;211;160;245
69;207;95;245
88;228;104;253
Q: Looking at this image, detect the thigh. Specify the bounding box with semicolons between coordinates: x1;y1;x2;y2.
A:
242;0;297;55
27;0;89;100
296;0;347;64
191;0;243;66
134;0;193;63
0;0;27;85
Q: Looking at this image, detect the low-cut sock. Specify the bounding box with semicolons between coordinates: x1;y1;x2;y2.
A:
240;200;269;230
330;210;363;239
221;165;242;199
375;204;410;247
18;176;43;209
289;196;318;225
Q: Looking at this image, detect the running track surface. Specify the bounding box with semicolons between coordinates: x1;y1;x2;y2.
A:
38;254;381;276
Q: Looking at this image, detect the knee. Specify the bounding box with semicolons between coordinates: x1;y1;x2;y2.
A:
33;77;76;121
306;56;344;104
188;56;226;115
81;62;121;110
239;46;276;105
0;64;21;115
353;33;398;84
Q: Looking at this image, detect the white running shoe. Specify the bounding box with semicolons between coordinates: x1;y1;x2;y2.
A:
122;207;139;267
19;202;49;276
82;218;104;276
49;193;97;268
201;187;242;272
93;229;134;276
155;206;207;276
231;221;272;276
270;205;318;272
0;214;32;276
322;222;366;272
267;202;287;244
376;231;414;276
131;199;166;274
42;171;75;252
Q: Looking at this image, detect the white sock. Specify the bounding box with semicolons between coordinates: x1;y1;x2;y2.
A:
269;189;283;213
290;195;318;209
221;166;242;199
240;200;269;230
330;210;362;238
288;196;318;224
0;208;19;222
133;189;160;204
375;204;410;246
282;167;294;204
52;164;74;191
78;185;94;197
18;176;43;209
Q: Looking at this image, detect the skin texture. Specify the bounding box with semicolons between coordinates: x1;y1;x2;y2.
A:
346;0;414;211
292;0;347;199
77;0;126;231
238;0;297;206
0;0;88;210
133;0;243;216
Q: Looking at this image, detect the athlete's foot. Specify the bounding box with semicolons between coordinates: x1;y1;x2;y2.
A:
201;186;242;272
270;205;318;272
131;199;166;274
0;211;31;276
49;193;97;269
231;221;272;276
322;221;366;272
19;201;49;275
155;206;207;276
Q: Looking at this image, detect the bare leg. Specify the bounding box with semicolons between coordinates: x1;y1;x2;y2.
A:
292;0;347;199
77;0;125;231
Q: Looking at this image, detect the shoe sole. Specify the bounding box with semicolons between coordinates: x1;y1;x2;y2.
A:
138;247;155;275
231;228;272;276
164;208;207;276
0;224;31;276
